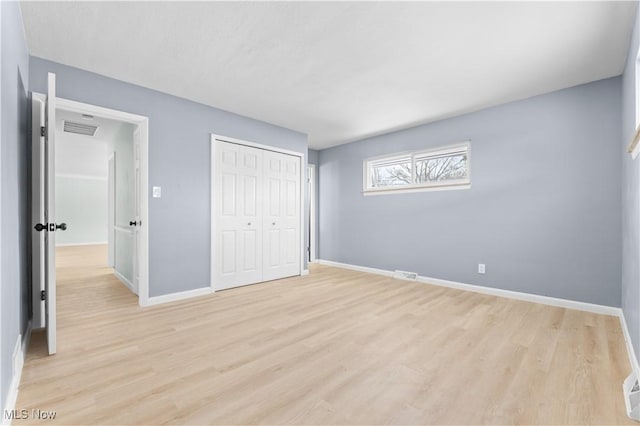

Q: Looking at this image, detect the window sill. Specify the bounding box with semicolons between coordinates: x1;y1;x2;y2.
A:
363;182;471;196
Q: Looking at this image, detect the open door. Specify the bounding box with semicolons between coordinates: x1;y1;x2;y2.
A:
132;127;141;293
44;72;58;355
33;72;63;355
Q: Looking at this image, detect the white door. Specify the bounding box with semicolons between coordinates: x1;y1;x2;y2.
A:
263;150;301;281
44;73;58;355
214;141;263;289
31;95;46;329
132;128;141;293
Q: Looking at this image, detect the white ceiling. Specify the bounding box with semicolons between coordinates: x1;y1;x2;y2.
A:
21;1;636;149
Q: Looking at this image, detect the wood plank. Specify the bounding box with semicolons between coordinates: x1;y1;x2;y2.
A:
14;245;634;425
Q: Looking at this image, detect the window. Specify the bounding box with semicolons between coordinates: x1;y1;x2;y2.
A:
363;142;470;194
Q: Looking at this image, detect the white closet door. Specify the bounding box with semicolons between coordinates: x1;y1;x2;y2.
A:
214;141;263;289
263;150;301;281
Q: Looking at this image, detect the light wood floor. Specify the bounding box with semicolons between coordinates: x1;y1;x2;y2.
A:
15;245;633;425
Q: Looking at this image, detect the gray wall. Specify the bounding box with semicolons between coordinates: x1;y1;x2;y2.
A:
318;77;622;307
308;149;320;259
622;4;640;365
29;57;308;297
1;0;30;410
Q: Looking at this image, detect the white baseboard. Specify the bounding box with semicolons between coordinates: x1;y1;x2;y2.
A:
318;259;393;278
114;270;137;295
145;287;213;307
301;269;309;276
620;311;640;375
416;274;620;316
55;241;108;247
317;259;620;316
3;322;31;426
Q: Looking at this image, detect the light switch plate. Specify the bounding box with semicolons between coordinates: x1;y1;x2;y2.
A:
153;186;162;198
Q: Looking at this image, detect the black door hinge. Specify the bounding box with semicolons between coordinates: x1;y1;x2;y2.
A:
40;126;45;137
40;290;46;301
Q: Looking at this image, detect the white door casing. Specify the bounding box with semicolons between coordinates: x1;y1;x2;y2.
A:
108;153;115;268
308;164;317;262
41;95;150;306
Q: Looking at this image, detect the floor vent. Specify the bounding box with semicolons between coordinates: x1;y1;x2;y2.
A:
63;120;99;136
392;270;418;281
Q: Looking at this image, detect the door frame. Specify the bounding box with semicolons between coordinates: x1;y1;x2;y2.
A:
210;133;305;291
32;93;151;306
308;164;317;262
107;153;115;268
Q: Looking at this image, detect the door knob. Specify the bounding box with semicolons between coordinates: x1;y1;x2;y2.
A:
34;223;67;232
129;220;138;227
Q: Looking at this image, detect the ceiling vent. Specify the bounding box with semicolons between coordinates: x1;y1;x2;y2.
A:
63;120;98;136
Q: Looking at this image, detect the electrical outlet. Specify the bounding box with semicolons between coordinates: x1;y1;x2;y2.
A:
478;263;486;274
153;186;162;198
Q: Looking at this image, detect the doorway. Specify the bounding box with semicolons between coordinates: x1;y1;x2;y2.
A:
55;109;137;289
31;90;150;355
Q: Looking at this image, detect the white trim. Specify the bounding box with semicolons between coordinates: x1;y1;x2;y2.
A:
308;164;317;262
146;287;213;306
212;133;302;158
317;259;620;316
622;309;640;420
34;93;151;308
2;323;30;426
114;225;134;235
114;270;137;295
56;241;107;247
620;311;640;375
55;97;147;123
210;134;306;292
318;259;393;277
54;173;107;181
301;269;309;276
363;183;471;196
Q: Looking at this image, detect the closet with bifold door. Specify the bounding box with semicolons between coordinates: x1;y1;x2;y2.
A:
213;139;301;290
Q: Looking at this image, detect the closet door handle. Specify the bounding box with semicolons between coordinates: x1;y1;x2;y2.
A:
247;222;251;226
272;222;276;226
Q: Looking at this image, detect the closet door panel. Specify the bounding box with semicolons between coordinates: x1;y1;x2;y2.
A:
214;141;263;289
263;150;300;281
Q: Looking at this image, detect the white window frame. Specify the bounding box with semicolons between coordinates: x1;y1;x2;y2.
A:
363;141;471;196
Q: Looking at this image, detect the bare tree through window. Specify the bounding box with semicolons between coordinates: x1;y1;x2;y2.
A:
366;144;469;191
